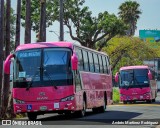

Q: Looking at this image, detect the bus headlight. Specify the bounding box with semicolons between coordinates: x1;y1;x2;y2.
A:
61;95;74;102
13;99;25;104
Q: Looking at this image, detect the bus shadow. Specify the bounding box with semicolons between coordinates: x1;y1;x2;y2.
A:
37;110;142;125
120;100;160;105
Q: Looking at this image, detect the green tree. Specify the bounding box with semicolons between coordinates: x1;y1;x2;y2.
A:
9;6;16;51
21;0;127;50
103;36;158;74
62;2;126;50
118;1;142;36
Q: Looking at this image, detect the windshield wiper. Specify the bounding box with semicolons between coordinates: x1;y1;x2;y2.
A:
43;68;57;89
26;68;40;91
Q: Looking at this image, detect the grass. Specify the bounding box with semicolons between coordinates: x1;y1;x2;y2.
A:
113;87;120;103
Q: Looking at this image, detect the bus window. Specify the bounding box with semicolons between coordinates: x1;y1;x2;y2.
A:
82;50;89;71
105;56;110;74
98;55;103;73
75;47;84;71
102;56;107;74
88;52;94;72
75;71;82;92
93;53;100;73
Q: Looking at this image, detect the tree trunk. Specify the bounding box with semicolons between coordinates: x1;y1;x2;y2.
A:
59;0;64;41
15;0;21;48
2;0;11;119
24;0;31;44
39;0;46;42
0;0;4;119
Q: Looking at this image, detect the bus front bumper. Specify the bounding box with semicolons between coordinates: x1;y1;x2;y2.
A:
120;94;151;101
13;100;76;114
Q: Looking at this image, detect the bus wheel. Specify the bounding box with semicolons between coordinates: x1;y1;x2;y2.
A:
152;99;155;102
92;108;99;113
99;96;106;113
123;101;127;104
27;112;37;120
77;100;86;117
58;112;63;115
64;111;71;116
146;100;152;103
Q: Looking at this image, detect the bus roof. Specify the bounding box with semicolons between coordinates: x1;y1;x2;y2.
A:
16;42;74;51
15;41;108;56
120;65;149;71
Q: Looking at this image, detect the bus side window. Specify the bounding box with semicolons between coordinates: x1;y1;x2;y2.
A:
93;53;100;73
98;55;103;73
82;50;89;72
102;56;107;74
75;47;84;71
105;56;110;74
88;52;94;72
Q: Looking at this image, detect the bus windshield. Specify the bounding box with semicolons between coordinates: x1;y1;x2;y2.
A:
119;69;149;88
13;48;73;88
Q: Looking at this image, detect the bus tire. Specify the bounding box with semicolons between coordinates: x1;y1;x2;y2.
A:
123;101;127;104
58;112;63;115
64;111;71;116
92;108;99;113
152;99;155;102
27;112;37;120
99;96;106;113
146;100;152;103
76;100;86;117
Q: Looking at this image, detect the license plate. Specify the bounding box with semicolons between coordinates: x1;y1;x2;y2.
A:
40;106;47;111
54;103;59;109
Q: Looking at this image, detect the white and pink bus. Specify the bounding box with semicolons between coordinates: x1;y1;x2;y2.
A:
115;65;157;104
4;42;112;120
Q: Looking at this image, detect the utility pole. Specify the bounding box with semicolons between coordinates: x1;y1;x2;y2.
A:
59;0;64;41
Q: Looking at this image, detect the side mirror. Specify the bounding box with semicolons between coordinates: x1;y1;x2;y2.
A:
71;53;78;70
4;54;14;74
115;72;119;83
148;70;152;80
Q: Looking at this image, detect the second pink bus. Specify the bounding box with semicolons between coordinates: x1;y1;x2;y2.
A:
115;65;157;104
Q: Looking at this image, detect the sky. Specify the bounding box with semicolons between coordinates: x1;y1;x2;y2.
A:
11;0;160;44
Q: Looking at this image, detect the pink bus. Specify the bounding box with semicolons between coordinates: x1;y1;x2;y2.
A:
4;42;112;120
115;65;157;104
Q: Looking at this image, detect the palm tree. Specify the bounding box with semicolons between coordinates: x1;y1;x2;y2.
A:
15;0;21;48
25;0;31;43
39;0;46;42
0;0;4;119
2;0;11;119
118;0;142;36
